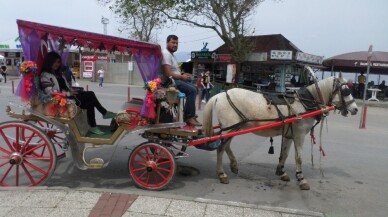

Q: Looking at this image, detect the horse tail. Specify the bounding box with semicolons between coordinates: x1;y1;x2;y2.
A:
202;95;217;136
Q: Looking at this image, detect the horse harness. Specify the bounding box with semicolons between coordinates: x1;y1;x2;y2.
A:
220;77;352;153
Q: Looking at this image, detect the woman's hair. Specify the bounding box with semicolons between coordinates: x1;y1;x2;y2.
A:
40;51;62;75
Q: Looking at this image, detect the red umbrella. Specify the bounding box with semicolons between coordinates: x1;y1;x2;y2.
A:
323;51;388;74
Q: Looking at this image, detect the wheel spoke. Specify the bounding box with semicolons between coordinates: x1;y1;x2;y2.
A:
15;127;20;151
136;152;147;162
21;164;36;185
20;132;36;153
158;167;172;173
137;170;147;180
0;129;16;152
156;170;168;180
15;165;19;186
0;164;13;183
132;167;147;172
145;147;152;161
24;156;52;161
24;160;48;175
133;160;146;166
0;147;11;155
157;160;171;166
155;151;167;163
23;143;46;156
0;161;9;167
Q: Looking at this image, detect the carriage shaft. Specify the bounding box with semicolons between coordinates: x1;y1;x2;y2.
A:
188;106;334;146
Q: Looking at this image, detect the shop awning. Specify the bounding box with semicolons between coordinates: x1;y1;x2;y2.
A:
322;51;388;74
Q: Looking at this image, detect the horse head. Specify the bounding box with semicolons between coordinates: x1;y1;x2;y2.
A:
331;72;358;116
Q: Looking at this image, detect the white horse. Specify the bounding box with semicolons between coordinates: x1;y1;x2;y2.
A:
202;73;358;190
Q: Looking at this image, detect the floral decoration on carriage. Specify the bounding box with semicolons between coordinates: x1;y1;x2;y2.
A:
15;61;37;102
143;78;161;119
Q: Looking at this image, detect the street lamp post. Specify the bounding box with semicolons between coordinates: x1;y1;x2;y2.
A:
101;17;109;35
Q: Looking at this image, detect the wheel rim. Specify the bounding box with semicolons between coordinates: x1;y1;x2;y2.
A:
0;122;56;186
129;143;175;189
22;121;66;159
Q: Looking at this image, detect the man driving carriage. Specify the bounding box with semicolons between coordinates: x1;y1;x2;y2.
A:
161;35;202;127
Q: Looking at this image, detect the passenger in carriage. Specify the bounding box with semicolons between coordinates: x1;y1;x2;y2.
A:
161;35;202;127
40;51;116;135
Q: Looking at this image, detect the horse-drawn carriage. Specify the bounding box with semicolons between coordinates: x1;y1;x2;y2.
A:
0;20;358;190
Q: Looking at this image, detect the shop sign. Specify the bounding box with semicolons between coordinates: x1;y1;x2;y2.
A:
81;55;96;61
270;50;293;60
247;52;267;61
214;54;232;62
97;56;108;61
296;52;323;64
191;51;215;60
0;44;10;49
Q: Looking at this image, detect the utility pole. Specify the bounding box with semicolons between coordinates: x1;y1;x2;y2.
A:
101;16;109;35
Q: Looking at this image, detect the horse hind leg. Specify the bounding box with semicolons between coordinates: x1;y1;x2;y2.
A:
224;138;238;174
217;141;229;184
276;138;292;182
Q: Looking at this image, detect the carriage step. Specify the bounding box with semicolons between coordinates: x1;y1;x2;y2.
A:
87;158;105;169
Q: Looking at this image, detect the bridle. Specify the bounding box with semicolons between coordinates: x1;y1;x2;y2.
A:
328;77;355;114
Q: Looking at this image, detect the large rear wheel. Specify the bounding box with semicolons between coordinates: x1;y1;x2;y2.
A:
128;142;176;190
0;121;57;186
23;121;67;159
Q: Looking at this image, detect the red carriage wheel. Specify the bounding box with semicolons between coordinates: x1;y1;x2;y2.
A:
128;142;176;190
21;121;67;159
0;121;57;186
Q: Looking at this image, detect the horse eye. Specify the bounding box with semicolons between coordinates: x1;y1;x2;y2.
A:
341;88;351;96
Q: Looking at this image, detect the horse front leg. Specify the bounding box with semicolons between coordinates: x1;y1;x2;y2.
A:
216;141;229;184
224;138;238;175
294;136;310;190
276;138;292;182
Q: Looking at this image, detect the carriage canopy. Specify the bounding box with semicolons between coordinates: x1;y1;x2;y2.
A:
17;19;163;118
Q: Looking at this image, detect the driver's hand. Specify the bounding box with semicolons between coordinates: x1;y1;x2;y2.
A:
181;73;190;81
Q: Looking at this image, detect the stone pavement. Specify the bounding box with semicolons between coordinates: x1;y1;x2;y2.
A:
0;187;324;217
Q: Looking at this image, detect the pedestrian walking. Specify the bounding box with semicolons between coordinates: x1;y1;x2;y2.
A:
201;69;214;103
97;66;105;88
0;65;7;83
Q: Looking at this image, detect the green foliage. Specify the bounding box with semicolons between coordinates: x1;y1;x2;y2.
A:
99;0;271;63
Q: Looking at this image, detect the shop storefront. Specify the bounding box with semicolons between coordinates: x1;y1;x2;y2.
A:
213;34;323;92
0;38;23;75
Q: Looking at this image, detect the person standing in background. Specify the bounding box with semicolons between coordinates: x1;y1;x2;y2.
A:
358;72;366;98
201;69;214;103
97;66;105;88
0;65;7;83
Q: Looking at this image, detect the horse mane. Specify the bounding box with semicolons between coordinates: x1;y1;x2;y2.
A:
306;77;335;105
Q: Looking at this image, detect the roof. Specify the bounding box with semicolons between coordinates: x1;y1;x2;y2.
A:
16;19;161;57
322;51;388;74
214;34;303;54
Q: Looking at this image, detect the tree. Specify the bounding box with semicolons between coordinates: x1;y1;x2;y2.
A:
98;0;165;42
101;0;269;62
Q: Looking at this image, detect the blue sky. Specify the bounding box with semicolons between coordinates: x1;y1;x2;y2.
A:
0;0;387;60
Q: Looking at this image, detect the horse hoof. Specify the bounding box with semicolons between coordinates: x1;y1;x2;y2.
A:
280;174;290;182
230;167;238;174
299;183;310;190
219;174;229;184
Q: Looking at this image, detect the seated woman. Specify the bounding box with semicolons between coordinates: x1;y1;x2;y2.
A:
40;51;115;135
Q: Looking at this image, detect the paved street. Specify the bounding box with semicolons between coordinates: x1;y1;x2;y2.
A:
1;77;387;217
